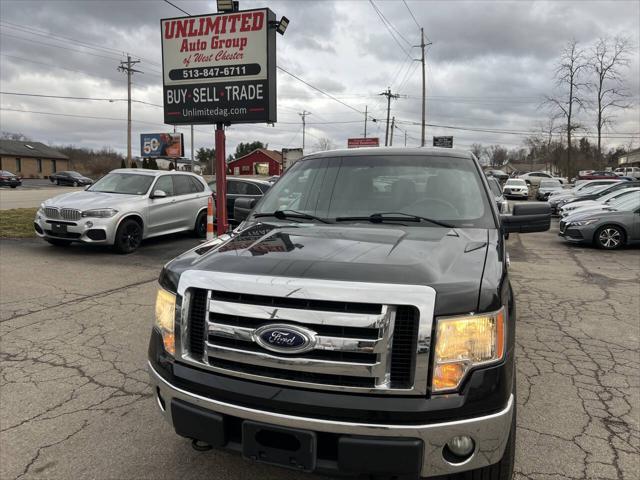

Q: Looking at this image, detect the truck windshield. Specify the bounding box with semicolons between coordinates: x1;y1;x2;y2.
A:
253;155;495;228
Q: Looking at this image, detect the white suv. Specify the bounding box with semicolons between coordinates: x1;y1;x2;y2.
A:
34;169;212;253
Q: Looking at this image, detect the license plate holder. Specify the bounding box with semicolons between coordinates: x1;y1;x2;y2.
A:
242;421;316;472
51;223;68;235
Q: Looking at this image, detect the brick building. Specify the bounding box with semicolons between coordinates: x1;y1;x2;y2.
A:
0;140;70;178
228;148;282;176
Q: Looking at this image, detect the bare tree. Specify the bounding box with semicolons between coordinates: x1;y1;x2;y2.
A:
487;145;508;167
470;143;484;161
588;37;632;168
544;40;588;177
313;137;335;152
1;131;32;141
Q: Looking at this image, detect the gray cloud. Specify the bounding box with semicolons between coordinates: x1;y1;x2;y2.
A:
0;0;638;157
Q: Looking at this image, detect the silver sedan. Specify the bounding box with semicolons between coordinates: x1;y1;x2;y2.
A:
34;169;212;253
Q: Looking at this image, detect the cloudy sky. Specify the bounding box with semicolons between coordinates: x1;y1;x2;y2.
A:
0;0;638;159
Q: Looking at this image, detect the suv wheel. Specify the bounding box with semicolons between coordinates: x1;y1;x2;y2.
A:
56;179;60;185
73;181;79;187
594;225;625;250
194;211;207;238
45;238;72;247
114;219;143;254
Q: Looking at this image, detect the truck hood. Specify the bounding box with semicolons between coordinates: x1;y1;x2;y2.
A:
164;222;491;315
43;190;140;209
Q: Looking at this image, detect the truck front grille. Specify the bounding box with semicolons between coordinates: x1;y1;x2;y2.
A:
182;282;425;395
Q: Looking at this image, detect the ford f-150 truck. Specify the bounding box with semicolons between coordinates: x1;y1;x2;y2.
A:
148;147;551;479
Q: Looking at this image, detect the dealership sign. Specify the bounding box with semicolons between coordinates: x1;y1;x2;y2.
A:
347;138;380;148
161;9;277;125
433;136;453;148
140;133;184;158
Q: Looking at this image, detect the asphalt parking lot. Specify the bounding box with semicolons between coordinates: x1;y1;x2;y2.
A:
1;227;638;480
1;183;84;210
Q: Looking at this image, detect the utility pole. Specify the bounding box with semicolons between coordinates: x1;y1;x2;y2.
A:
299;110;311;150
380;88;399;146
190;125;194;163
418;28;432;147
364;105;368;137
118;55;141;164
404;130;407;147
389;117;395;146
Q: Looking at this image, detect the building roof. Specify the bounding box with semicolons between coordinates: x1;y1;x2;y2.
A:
229;148;283;164
0;140;69;160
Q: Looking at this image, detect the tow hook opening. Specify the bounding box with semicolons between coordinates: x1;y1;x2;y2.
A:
191;439;213;451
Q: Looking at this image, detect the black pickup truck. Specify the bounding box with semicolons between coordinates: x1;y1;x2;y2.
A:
148;148;550;479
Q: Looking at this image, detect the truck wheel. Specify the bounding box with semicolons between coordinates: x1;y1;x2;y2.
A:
594;225;625;250
113;219;142;254
56;179;60;185
45;238;71;247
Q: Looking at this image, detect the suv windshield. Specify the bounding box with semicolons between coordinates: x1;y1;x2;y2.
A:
253;155;495;228
89;172;154;195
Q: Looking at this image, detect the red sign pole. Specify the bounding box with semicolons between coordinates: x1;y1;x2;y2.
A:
215;123;228;236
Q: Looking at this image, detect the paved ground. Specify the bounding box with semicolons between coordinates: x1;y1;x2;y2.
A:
1;227;638;480
0;186;83;210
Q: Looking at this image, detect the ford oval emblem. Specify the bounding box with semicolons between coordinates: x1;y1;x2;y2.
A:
253;324;317;354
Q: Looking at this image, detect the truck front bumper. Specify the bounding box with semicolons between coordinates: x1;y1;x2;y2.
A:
148;362;514;478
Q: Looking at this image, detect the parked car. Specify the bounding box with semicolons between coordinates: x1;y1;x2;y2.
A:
149;147;551;480
547;179;622;214
614;166;640;179
49;171;94;186
208;176;271;223
503;178;529;199
561;188;640;218
485;168;509;182
0;170;22;188
536;179;564;200
35;169;211;253
559;193;640;249
559;182;640;216
577;170;620;180
518;171;565;186
487;176;509;212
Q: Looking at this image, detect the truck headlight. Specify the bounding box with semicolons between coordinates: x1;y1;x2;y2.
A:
81;208;118;218
432;308;506;393
155;288;176;356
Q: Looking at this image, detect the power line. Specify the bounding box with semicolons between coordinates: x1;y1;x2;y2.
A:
0;32;125;62
0;53;122;81
402;0;421;29
163;0;191;16
369;0;412;48
368;0;412;57
0;20;162;68
0;91;162;107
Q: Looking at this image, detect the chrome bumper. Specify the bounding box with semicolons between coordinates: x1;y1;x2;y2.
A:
148;362;514;478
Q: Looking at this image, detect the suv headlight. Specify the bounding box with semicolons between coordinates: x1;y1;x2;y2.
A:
155;288;176;356
81;208;118;218
432;307;506;393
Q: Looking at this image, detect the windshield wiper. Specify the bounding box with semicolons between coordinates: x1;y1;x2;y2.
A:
335;212;455;229
254;209;333;224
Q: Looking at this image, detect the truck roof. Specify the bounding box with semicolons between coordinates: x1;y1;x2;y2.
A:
303;146;473;160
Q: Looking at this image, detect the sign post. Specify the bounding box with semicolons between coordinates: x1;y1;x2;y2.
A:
161;6;281;236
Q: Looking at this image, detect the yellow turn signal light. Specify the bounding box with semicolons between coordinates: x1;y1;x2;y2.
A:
155;288;177;356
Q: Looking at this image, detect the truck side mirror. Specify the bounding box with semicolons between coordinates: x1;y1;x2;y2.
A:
234;197;257;222
501;203;551;234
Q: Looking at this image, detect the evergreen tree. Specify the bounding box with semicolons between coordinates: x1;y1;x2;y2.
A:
120;159;126;168
130;160;137;168
142;158;149;169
